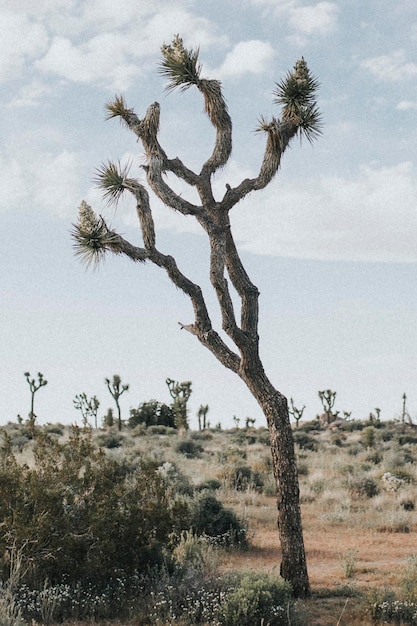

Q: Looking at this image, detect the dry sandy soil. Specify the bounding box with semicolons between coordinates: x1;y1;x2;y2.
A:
221;498;417;625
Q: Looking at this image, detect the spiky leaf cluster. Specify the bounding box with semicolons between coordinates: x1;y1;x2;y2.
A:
105;94;129;120
274;57;322;143
159;34;201;92
71;201;115;268
94;160;132;206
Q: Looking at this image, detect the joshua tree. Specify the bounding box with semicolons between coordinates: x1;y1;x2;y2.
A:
73;393;100;428
72;35;322;597
105;375;129;431
197;404;209;430
166;378;192;430
318;389;337;425
24;371;48;423
289;397;306;428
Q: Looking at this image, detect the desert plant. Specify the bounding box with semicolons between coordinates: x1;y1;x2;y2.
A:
189;494;247;547
129;400;175;428
166;378;192;430
73;392;100;428
24;371;47;423
105;375;129;431
175;438;203;458
218;570;293;626
289;397;306;428
318;389;337;425
72;35;323;596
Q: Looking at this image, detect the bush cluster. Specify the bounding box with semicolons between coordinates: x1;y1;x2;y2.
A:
0;426;246;596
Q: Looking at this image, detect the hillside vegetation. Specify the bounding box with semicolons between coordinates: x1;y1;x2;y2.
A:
1;417;417;625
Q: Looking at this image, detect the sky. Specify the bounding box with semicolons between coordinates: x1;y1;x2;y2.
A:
1;0;417;429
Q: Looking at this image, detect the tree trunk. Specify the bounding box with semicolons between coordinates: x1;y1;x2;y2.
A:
241;368;310;598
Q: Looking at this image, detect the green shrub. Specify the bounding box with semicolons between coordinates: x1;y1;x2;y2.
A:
189;494;247;547
347;476;379;498
176;439;203;458
361;426;376;448
218;570;293;626
229;465;264;491
292;431;318;451
95;431;123;448
195;478;222;492
129;401;175;428
0;428;181;587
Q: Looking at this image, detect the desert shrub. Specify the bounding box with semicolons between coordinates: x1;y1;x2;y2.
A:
43;423;65;436
0;427;184;588
176;438;204;458
156;461;194;496
366;451;383;464
296;460;309;476
189;494;247;547
95;430;123;448
297;419;320;433
347;476;379;498
129;401;175;428
361;426;376;448
227;465;264;491
398;433;417;445
292;431;318;451
218;570;293;626
195;478;222;492
400;499;415;511
381;429;394;441
191;430;213;441
255;428;271;445
368;557;417;624
9;434;30;453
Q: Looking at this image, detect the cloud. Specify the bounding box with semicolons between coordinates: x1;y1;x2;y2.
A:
361;50;417;81
0;147;84;218
397;100;417;111
0;12;48;82
215;40;275;79
35;34;142;90
288;1;338;35
223;161;417;263
243;0;338;37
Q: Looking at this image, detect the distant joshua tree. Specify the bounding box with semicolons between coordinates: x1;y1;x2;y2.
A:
72;35;322;597
166;378;192;430
318;389;338;426
105;375;129;431
197;404;209;430
289;398;306;428
73;393;100;428
24;371;47;423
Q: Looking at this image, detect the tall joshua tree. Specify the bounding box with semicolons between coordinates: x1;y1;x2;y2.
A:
105;375;129;431
24;371;48;421
72;36;322;597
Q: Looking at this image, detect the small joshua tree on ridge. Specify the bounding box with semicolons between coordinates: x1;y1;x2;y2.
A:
73;392;100;428
289;397;305;428
105;375;129;431
24;371;48;424
72;35;322;597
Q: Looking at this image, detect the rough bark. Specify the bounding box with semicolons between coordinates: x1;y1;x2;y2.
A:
76;47;322;598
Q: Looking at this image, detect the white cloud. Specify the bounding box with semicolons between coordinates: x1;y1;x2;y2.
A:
362;50;417;81
0;147;84;218
0;12;48;82
288;1;338;35
396;100;417;111
215;40;275;79
226;161;417;263
8;80;53;107
243;0;338;37
35;34;141;90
